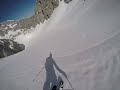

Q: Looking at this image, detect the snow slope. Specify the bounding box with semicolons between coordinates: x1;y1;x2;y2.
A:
0;0;120;90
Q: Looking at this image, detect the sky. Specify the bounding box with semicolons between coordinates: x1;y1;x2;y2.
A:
0;0;36;22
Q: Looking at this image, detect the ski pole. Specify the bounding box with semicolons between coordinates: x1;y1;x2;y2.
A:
66;77;74;90
33;66;45;82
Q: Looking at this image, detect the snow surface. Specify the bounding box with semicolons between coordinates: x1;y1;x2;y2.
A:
0;0;120;90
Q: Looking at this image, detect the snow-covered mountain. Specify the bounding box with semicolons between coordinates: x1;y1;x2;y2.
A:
0;0;120;90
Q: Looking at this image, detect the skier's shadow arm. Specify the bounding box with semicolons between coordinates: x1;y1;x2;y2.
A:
52;59;67;78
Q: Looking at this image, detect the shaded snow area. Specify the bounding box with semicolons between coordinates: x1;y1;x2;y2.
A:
0;0;120;90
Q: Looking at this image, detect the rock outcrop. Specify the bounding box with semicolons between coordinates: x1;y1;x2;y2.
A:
35;0;59;23
0;39;25;59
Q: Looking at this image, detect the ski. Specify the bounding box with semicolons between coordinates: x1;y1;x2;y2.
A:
52;80;64;90
52;85;57;90
59;80;64;90
52;76;64;90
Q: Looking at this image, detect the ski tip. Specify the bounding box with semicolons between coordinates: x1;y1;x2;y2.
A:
52;85;57;90
60;80;64;85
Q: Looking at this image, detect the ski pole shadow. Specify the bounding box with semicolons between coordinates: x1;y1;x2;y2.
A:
43;53;67;90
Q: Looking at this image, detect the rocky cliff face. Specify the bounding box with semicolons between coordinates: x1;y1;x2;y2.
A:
19;0;59;28
35;0;59;22
0;39;25;59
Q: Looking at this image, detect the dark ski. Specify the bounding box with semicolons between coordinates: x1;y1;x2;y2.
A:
52;80;64;90
52;76;64;90
52;85;57;90
59;80;64;90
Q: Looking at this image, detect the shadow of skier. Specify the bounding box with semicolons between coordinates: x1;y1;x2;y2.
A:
43;53;67;90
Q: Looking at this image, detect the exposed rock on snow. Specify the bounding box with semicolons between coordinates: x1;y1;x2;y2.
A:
0;39;25;59
35;0;59;23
